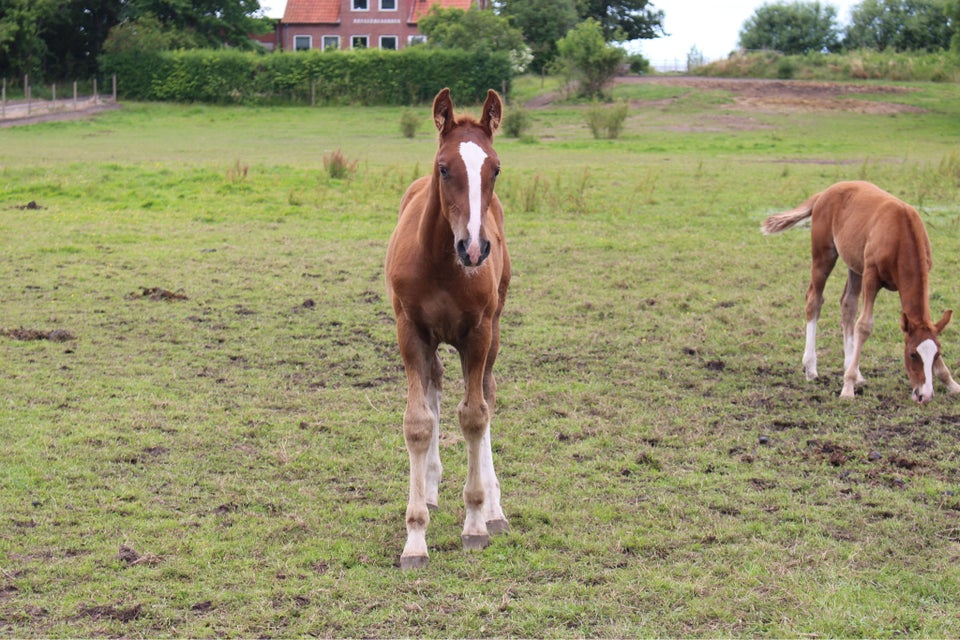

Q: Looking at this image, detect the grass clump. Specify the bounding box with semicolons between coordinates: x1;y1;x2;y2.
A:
323;147;359;180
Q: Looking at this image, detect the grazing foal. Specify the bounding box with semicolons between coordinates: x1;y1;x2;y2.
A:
762;180;960;402
385;89;510;569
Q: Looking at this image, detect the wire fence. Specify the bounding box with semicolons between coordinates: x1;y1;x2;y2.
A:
0;76;117;123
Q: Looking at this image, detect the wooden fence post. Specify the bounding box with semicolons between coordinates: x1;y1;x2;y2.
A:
25;74;30;114
112;74;117;101
2;78;5;119
73;81;78;110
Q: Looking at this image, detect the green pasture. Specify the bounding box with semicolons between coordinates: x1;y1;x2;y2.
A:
2;78;960;637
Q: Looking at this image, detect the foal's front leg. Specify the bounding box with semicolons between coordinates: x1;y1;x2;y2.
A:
840;270;866;387
934;355;960;394
397;323;440;569
842;275;878;398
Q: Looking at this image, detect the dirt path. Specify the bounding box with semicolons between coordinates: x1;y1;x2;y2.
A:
0;98;120;128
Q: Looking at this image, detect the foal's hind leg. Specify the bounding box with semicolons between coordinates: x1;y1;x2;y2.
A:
424;353;443;511
803;250;838;380
840;269;866;387
479;357;507;534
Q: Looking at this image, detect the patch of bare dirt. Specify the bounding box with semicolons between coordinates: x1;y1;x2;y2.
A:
128;287;188;301
0;327;75;342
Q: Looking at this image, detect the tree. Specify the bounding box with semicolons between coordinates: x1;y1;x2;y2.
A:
844;0;953;52
418;6;525;52
555;18;625;98
102;13;200;53
738;1;841;54
116;0;271;50
44;0;123;77
577;0;666;42
497;0;579;73
418;6;532;72
950;0;960;51
0;0;57;81
0;0;270;82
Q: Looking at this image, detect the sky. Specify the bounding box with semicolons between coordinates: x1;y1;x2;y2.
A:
636;0;860;65
260;1;861;65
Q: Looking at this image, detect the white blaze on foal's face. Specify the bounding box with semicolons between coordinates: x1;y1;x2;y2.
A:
915;338;938;402
459;140;487;264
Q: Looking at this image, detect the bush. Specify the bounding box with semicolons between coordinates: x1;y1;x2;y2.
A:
400;110;422;138
627;53;651;75
584;101;629;140
501;107;532;138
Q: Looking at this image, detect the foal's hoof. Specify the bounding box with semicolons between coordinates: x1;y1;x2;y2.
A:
486;518;509;535
461;534;490;550
400;554;429;570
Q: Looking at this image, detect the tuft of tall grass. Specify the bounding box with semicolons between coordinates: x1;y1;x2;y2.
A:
323;148;359;180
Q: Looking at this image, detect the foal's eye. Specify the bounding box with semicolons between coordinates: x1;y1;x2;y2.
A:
910;352;920;362
438;165;449;179
494;166;501;179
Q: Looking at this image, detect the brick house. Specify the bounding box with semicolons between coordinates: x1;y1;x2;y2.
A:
278;0;485;52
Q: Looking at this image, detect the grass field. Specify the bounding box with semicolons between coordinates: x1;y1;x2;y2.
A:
2;77;960;637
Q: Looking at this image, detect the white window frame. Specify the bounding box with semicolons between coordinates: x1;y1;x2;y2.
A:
293;35;312;51
352;0;369;10
408;35;427;46
380;0;397;10
322;35;340;51
380;35;398;50
351;35;370;49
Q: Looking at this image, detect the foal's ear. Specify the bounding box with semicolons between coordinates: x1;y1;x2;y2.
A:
433;88;455;136
936;309;953;333
480;89;503;136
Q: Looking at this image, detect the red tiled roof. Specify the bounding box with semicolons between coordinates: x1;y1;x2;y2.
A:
282;0;340;24
408;0;475;23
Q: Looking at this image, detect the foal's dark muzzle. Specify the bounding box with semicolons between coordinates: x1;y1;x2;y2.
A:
456;237;491;267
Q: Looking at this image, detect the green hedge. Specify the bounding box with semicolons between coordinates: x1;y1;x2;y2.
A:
99;48;513;105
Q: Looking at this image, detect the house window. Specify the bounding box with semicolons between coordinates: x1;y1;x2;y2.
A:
294;35;312;51
352;35;369;49
380;0;397;9
380;35;398;50
322;35;340;51
352;0;368;10
408;35;427;46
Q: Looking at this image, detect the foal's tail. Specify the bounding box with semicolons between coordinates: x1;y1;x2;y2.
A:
760;193;819;235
